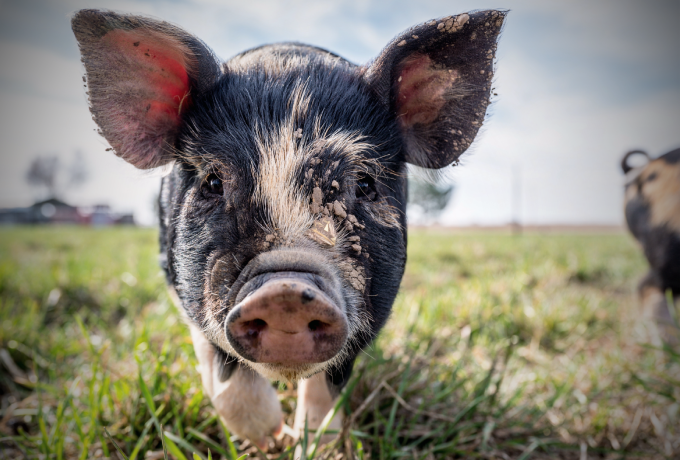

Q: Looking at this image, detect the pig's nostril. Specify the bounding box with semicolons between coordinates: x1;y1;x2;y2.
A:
244;318;267;336
308;320;325;332
301;288;316;303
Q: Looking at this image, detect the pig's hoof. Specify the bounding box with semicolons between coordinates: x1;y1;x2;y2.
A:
254;435;269;452
252;420;285;452
272;420;287;440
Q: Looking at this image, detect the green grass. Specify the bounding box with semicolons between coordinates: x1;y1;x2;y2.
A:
0;226;678;459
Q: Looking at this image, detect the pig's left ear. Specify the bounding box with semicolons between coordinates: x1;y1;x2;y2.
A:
364;10;506;169
72;10;221;169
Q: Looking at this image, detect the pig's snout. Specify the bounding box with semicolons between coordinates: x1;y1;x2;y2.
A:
225;278;348;365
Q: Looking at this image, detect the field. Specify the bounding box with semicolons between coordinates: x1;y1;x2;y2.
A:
0;227;678;459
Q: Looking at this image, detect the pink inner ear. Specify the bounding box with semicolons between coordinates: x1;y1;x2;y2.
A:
396;55;457;128
103;29;193;129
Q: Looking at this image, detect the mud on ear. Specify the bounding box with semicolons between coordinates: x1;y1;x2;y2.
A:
72;10;221;169
365;10;506;169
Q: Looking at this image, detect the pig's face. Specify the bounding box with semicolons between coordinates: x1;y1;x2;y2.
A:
73;9;506;383
164;52;407;380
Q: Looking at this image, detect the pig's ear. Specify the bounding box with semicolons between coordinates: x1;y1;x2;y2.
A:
621;150;650;174
364;10;506;169
72;10;221;169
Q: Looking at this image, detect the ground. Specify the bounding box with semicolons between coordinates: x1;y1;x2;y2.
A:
0;226;678;459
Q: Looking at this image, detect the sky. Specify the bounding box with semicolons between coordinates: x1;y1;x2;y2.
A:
0;0;678;226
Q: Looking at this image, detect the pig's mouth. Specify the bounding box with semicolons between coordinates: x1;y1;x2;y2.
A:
218;249;351;380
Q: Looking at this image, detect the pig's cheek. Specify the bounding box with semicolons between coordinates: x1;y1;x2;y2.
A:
189;323;283;446
184;186;226;220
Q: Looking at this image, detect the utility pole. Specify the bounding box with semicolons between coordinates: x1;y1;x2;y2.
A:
511;163;522;235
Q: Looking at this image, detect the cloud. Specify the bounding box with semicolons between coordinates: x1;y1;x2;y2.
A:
441;42;680;225
0;41;83;103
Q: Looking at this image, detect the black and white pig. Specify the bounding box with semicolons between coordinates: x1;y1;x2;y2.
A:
72;9;506;448
621;148;680;345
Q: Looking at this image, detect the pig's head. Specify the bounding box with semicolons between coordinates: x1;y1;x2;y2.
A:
72;10;505;382
622;148;680;293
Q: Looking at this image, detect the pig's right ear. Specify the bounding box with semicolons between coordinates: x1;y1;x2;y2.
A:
621;150;650;174
364;10;506;169
72;10;221;169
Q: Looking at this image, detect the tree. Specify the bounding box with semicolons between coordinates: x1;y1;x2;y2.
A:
26;156;60;198
407;175;454;223
25;152;88;200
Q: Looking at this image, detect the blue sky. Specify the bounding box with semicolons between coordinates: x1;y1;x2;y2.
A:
1;0;678;225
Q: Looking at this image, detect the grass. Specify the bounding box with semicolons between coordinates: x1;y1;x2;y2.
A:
0;226;678;459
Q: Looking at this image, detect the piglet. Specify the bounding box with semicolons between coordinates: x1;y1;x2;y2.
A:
72;9;506;448
622;148;680;345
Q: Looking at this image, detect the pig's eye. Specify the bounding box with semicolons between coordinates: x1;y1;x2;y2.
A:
203;173;223;196
356;174;377;201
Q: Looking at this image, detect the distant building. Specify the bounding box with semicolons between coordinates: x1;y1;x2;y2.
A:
0;206;30;225
37;198;82;224
0;198;134;226
89;204;115;226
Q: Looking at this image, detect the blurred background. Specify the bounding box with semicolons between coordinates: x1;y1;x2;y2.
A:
1;0;679;227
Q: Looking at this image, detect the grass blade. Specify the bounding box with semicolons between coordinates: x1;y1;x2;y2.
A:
186;428;228;458
218;418;240;460
129;417;155;460
517;439;541;460
164;431;207;460
104;427;129;460
162;432;188;460
160;424;169;460
136;362;164;441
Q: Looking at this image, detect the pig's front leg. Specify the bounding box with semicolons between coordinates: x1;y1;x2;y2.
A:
640;278;679;346
294;373;343;440
293;357;356;452
293;356;356;451
188;323;283;449
294;373;342;451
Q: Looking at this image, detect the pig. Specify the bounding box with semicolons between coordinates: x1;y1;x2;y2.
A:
621;148;680;345
71;9;506;448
